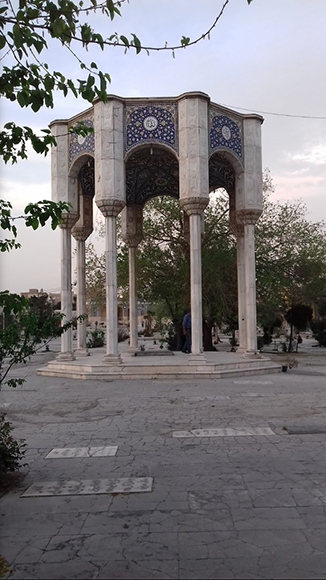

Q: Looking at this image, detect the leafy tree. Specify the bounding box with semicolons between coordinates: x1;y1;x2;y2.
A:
285;304;313;352
84;170;326;351
85;241;106;313
1;0;253;163
255;188;326;315
0;291;67;389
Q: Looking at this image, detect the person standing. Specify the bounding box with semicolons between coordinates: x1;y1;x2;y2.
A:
182;309;191;353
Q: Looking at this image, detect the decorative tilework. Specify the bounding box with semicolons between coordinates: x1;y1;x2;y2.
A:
210;113;242;159
209;153;235;194
69;118;94;163
125;104;177;154
126;147;179;206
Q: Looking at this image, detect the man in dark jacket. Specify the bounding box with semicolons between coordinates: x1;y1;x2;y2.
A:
182;309;191;353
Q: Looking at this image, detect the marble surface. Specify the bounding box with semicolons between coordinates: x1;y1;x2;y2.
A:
22;477;153;497
45;446;118;459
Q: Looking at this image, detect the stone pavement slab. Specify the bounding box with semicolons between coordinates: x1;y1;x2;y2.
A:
1;352;326;579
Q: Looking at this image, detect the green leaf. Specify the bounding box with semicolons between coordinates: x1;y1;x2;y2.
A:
67;79;78;98
44;76;55;92
132;34;141;54
120;35;129;47
17;92;27;107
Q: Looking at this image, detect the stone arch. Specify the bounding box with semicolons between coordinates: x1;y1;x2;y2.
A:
209;150;245;235
68;153;95;210
125;145;179;207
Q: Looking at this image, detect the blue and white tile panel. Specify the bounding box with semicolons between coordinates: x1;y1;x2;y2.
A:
210;110;243;161
125;104;178;154
69;118;94;164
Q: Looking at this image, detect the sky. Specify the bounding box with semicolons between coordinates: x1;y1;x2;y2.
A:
1;0;326;294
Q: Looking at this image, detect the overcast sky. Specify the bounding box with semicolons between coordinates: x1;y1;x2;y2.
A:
1;0;326;294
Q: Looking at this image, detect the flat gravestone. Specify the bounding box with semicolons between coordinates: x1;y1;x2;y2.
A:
285;426;326;435
134;351;174;356
21;477;153;497
173;427;275;438
45;446;118;458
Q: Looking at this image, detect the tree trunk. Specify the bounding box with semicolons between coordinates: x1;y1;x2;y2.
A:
288;322;293;352
203;319;215;351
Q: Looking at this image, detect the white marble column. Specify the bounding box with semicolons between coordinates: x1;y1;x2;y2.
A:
189;213;204;355
128;245;138;351
104;214;119;360
243;222;258;353
230;215;247;352
236;235;247;351
121;205;143;353
75;239;88;355
71;196;93;357
58;225;74;360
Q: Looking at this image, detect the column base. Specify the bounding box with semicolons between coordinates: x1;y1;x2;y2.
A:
56;352;75;361
128;345;138;354
103;354;122;364
187;353;206;365
75;348;90;357
236;346;247;354
243;350;262;359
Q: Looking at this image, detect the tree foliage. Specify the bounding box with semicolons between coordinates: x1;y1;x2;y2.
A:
1;0;253;163
85;170;326;350
255;186;326;317
0;291;82;389
0;199;71;252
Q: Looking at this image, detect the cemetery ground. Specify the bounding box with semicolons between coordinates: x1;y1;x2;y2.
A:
1;338;326;579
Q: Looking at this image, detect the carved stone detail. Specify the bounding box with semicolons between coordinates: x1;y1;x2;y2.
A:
209;153;235;194
59;212;79;229
96;199;125;217
123;233;143;248
78;158;95;197
229;218;244;238
236;208;262;225
179;197;209;216
71;225;93;242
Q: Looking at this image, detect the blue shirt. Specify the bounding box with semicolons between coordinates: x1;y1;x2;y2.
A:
182;313;191;329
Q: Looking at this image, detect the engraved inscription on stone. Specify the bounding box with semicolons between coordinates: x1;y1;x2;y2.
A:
22;477;153;497
45;446;118;459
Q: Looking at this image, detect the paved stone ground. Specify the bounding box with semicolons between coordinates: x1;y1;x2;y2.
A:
1;348;326;579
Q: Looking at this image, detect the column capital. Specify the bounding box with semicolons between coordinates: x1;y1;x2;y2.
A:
71;225;93;242
96;199;125;217
122;234;143;248
229;218;244;238
59;212;79;229
236;208;262;225
179;197;208;216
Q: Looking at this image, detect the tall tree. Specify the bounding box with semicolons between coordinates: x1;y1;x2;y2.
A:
85;172;326;350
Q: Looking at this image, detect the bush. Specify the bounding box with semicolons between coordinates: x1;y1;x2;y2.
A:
0;413;27;475
86;322;105;348
118;327;129;343
310;319;326;347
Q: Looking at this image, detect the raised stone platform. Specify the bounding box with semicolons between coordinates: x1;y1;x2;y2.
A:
37;349;280;380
